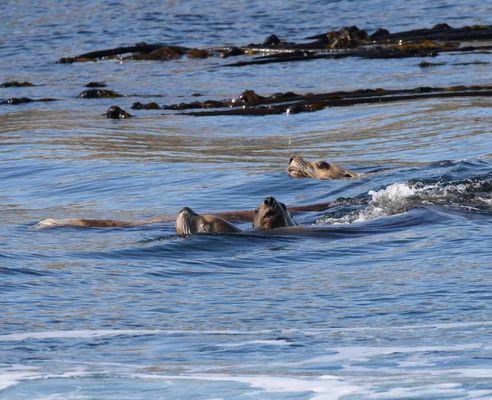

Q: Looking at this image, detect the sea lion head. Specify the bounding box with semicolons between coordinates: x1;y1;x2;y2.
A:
253;197;295;230
287;156;358;179
175;207;197;236
176;207;241;236
106;106;132;119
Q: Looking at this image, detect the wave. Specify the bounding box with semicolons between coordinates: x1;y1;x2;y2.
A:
2;320;491;342
318;174;492;225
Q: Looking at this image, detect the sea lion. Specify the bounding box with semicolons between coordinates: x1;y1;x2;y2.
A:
175;207;241;236
287;156;359;179
77;89;122;98
106;106;132;119
253;197;296;230
35;197;360;229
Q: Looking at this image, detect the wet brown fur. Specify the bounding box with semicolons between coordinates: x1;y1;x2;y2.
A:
287;156;359;179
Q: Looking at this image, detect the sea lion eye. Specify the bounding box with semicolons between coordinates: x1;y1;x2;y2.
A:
316;161;330;169
289;157;294;164
254;208;259;214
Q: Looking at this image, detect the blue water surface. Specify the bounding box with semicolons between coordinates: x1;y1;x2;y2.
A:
0;1;491;399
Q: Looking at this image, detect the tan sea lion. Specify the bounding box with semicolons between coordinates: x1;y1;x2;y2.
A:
287;156;359;179
35;197;358;230
253;197;296;230
175;207;241;236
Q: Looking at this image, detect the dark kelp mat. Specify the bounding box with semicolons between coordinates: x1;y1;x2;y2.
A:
157;85;492;117
56;23;492;65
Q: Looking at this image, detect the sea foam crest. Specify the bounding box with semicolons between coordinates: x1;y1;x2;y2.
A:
319;176;491;224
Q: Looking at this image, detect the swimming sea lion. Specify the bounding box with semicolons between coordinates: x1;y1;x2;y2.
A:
35;198;357;229
77;89;122;98
287;156;359;179
253;196;296;230
175;207;241;236
106;106;132;119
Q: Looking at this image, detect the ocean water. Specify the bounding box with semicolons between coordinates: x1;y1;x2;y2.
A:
1;1;491;399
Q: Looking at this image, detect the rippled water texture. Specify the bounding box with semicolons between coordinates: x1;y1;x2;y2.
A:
1;1;492;399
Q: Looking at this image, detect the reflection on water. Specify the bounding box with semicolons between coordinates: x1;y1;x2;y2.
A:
1;0;492;399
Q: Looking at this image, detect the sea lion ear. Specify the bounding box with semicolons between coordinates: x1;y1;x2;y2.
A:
316;161;330;169
344;173;352;178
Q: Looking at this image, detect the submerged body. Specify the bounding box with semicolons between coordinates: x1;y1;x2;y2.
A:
287;156;359;179
35;199;349;229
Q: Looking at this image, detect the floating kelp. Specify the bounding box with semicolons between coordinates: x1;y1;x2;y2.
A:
131;101;160;110
1;97;57;105
0;81;35;88
77;89;123;98
55;23;492;67
163;85;492;117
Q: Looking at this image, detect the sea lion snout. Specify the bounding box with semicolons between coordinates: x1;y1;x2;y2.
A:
179;207;193;215
287;155;358;180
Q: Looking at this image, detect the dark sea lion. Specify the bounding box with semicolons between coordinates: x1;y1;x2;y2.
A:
287;156;359;179
230;90;263;106
253;197;296;230
77;89;122;98
106;106;132;119
175;207;241;236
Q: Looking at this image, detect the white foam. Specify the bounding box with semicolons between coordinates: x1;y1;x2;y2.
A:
301;320;492;334
373;383;464;399
2;321;491;342
455;368;492;378
34;218;65;229
0;365;40;391
131;373;361;400
0;329;271;342
319;177;492;225
0;329;157;342
293;343;482;366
